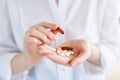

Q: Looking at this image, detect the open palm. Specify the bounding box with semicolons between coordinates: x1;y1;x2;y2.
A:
45;39;91;67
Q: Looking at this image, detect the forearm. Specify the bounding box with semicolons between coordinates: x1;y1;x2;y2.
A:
87;43;101;67
11;53;35;75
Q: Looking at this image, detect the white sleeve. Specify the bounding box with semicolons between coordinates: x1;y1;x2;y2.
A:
0;0;19;80
84;0;120;75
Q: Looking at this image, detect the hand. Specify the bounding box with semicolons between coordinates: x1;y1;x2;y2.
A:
45;39;91;67
24;22;58;64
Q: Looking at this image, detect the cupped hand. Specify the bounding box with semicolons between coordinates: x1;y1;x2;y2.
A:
45;39;91;67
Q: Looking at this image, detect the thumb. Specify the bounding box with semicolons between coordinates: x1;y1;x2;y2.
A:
70;57;82;67
70;52;87;67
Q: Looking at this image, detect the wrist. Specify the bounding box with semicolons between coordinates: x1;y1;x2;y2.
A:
11;53;35;75
24;52;35;66
25;51;43;65
87;43;101;66
87;43;92;61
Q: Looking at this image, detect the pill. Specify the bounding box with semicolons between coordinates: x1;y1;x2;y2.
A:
51;27;64;34
56;27;64;34
61;47;73;51
57;47;74;57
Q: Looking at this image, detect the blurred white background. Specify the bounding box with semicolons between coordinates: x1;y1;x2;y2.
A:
117;0;120;15
106;0;120;80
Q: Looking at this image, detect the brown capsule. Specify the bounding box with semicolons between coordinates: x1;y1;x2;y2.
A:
51;27;64;34
51;29;58;35
56;27;64;34
61;47;73;51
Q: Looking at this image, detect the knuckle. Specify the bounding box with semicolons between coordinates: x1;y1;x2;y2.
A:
42;35;47;40
30;29;36;35
25;28;36;36
32;38;37;43
40;21;46;25
36;26;43;31
30;25;38;29
45;30;50;35
31;25;39;30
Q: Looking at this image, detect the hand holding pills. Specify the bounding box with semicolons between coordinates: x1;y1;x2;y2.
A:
45;39;91;67
24;22;90;67
44;26;91;67
24;22;61;64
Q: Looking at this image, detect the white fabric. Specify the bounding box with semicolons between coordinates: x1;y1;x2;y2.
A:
0;0;120;80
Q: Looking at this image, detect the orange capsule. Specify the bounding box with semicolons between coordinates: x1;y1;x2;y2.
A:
56;27;64;34
51;27;64;34
51;29;58;34
61;47;73;51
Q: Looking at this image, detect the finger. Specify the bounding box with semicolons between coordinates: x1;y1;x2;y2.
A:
38;44;56;52
57;42;72;48
24;36;42;45
45;53;68;65
42;45;56;51
38;44;56;55
38;22;58;29
70;52;88;67
38;46;55;55
26;29;51;44
36;26;56;40
45;53;74;66
70;57;82;67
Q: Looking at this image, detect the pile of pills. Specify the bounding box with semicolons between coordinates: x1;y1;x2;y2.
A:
52;27;74;57
57;47;74;57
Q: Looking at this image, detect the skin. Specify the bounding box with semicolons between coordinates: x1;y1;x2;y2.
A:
11;22;101;75
11;0;101;76
11;22;58;75
55;0;59;6
45;39;101;67
45;0;101;67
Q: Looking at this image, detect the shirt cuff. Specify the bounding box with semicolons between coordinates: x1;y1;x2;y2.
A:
0;53;17;80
